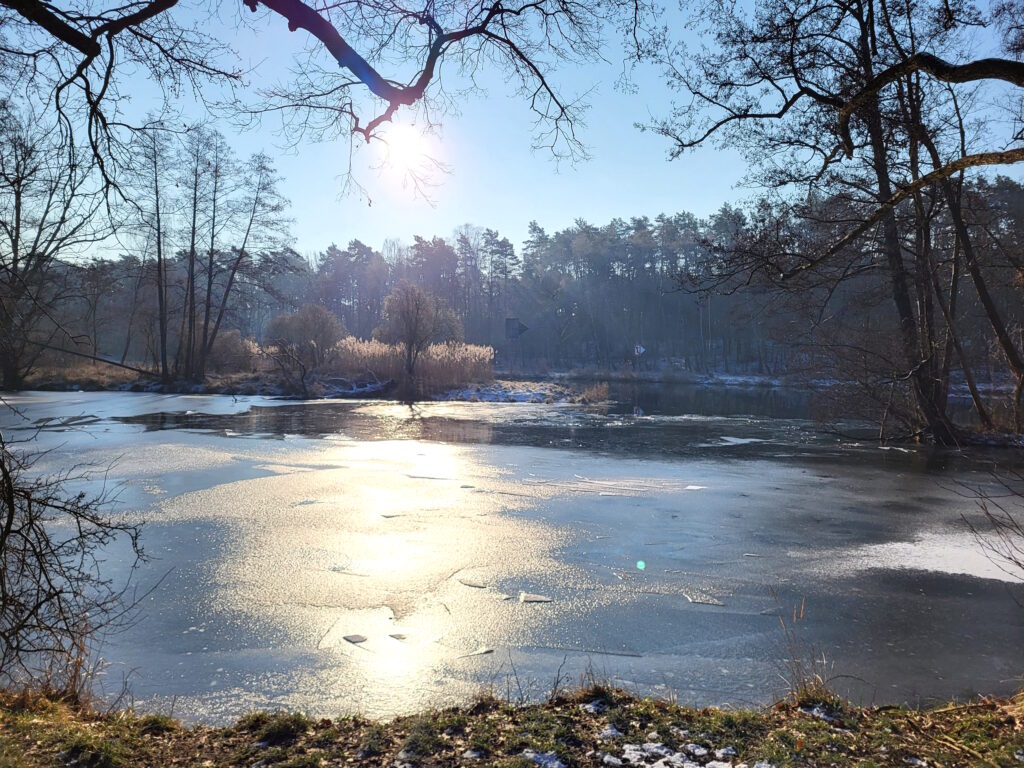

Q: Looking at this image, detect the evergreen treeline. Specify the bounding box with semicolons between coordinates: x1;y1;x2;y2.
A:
43;207;793;379
33;177;1024;397
5;109;1024;438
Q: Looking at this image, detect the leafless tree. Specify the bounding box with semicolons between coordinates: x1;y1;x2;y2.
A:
266;303;344;367
0;101;110;389
127;125;174;381
374;280;461;378
648;0;1024;442
196;152;291;379
265;303;344;395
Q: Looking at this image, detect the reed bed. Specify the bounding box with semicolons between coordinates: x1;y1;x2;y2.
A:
327;338;494;397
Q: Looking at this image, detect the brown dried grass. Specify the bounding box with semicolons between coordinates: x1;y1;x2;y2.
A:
327;338;494;397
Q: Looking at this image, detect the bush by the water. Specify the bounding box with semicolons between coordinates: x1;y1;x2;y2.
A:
266;305;346;369
580;382;610;403
206;330;258;374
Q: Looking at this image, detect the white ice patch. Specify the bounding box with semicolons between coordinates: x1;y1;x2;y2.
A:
520;592;554;603
599;724;623;740
819;531;1024;584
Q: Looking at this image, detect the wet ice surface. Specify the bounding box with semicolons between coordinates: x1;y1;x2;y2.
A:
2;390;1023;722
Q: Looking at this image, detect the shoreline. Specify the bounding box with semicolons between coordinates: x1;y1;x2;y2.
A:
20;364;1019;400
1;685;1020;767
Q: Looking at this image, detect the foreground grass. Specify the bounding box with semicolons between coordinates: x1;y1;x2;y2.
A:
1;687;1022;768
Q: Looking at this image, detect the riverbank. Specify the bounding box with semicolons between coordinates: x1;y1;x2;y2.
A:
1;686;1021;768
496;369;804;388
22;365;601;404
23;367;397;398
24;341;497;400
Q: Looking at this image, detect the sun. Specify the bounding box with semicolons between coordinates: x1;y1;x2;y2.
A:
382;123;429;175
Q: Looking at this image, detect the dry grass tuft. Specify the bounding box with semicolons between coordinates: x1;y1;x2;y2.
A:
579;382;610;404
25;363;140;389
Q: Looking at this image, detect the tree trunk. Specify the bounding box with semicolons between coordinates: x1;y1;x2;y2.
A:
198;158;220;380
919;131;1024;384
152;144;170;384
856;28;956;442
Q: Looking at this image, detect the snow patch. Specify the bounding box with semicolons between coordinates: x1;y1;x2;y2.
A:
522;749;567;768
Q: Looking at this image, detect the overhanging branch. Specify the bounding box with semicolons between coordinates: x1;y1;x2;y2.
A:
248;0;500;139
249;0;404;105
839;52;1024;156
0;0;100;55
784;147;1024;279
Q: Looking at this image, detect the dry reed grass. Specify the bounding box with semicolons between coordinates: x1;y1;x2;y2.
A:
25;364;139;389
327;338;494;397
579;382;610;403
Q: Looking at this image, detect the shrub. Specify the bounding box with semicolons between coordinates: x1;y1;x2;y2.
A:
266;305;346;368
580;382;610;403
205;329;257;373
264;305;347;396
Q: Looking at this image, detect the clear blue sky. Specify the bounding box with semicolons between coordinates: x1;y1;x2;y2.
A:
163;12;748;259
136;4;1017;260
268;76;746;258
269;68;747;258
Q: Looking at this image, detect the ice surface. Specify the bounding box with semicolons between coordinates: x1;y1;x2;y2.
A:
2;391;1022;724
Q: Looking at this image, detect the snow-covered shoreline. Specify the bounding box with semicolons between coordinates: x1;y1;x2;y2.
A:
433;379;578;403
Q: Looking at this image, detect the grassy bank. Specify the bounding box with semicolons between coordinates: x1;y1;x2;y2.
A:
1;687;1021;768
25;340;495;400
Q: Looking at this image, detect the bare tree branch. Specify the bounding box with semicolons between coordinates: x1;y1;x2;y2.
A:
839;52;1024;156
783;147;1024;279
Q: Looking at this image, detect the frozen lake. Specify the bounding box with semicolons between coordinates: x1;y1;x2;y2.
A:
2;388;1022;722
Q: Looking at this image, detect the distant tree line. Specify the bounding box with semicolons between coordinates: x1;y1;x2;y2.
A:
22;172;1024;413
27;202;801;383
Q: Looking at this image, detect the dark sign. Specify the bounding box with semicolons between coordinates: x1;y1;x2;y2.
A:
505;318;529;340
